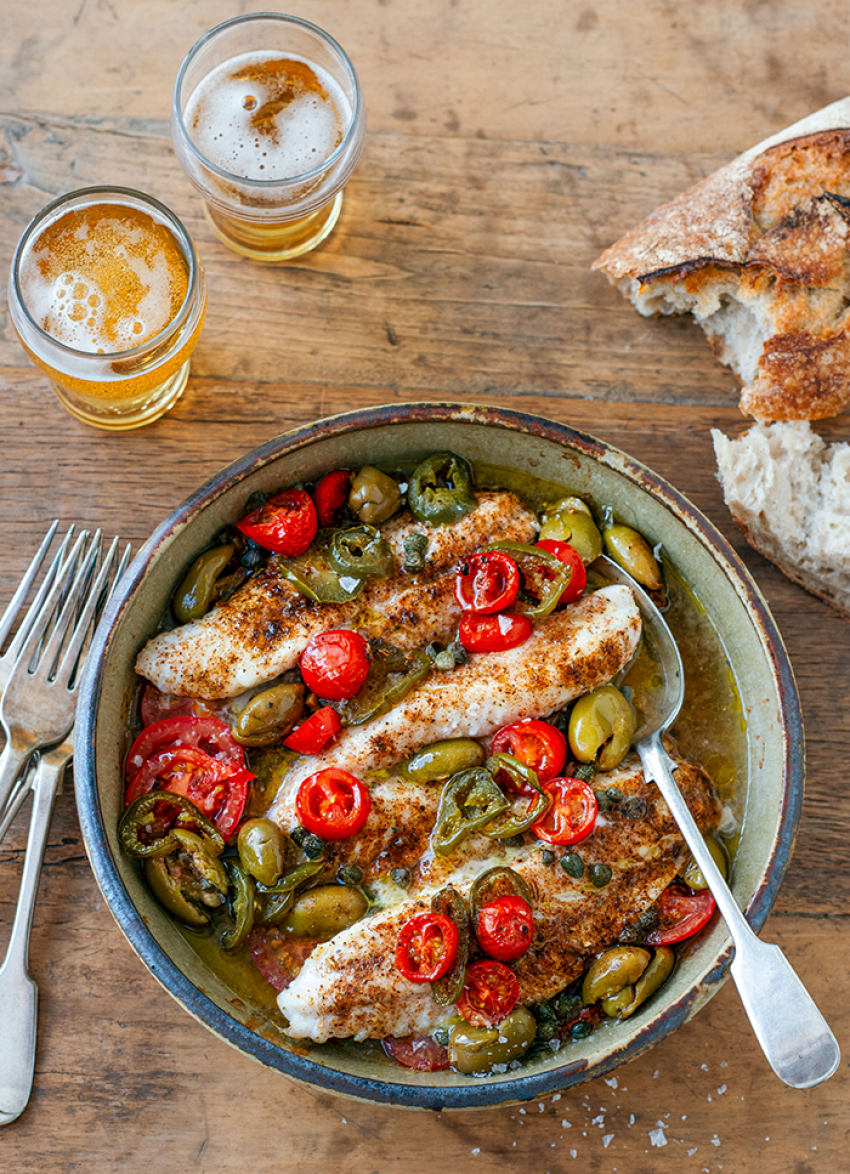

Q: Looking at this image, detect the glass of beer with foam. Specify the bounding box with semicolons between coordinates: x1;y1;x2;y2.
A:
171;13;365;262
8;187;207;430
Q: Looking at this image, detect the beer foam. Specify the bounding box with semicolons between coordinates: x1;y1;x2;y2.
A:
20;204;188;354
185;51;351;181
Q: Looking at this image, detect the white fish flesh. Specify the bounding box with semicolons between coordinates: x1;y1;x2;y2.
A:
135;492;537;699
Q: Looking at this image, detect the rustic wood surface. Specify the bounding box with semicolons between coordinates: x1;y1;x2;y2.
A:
2;1;849;1170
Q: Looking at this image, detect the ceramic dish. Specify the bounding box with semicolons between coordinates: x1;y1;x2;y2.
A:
74;402;802;1110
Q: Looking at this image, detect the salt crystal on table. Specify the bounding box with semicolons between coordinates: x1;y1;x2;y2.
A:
649;1128;667;1148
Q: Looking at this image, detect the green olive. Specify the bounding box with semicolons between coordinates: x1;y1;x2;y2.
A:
681;835;729;891
582;946;651;1005
348;466;402;526
569;684;635;771
448;1006;537;1075
538;509;603;565
603;946;675;1019
172;543;235;624
144;830;229;927
279;884;368;940
602;524;663;591
237;818;288;887
400;738;486;784
233;683;306;747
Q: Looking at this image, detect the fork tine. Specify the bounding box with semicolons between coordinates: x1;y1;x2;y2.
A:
0;522;59;653
33;533;103;686
0;525;75;671
53;537;120;689
1;532;91;696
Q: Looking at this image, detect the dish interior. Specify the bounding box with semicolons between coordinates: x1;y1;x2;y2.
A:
81;407;798;1102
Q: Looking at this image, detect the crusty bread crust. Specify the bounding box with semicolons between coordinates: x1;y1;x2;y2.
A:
594;99;850;422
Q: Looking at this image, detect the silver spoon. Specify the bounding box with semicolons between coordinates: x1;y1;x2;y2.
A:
594;555;840;1089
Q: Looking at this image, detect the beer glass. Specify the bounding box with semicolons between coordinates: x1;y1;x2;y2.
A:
171;13;366;262
8;187;207;431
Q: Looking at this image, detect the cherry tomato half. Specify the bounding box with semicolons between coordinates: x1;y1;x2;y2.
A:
455;551;520;614
314;469;352;528
476;895;534;962
283;706;342;754
236;488;318;556
458;611;532;653
535;539;587;605
531;776;598;845
296;768;371;840
139;683;226;728
491;719;568;793
395;912;459;983
457;959;520;1027
644;884;716;946
299;629;370;701
382;1035;450;1072
125;715;247;782
124;747;251;840
248;926;318;992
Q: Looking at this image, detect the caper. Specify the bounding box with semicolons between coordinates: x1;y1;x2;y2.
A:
541;849;557;866
620;796;648;820
560;852;584;879
144;830;229;927
448;1006;537;1075
290;826;325;859
571;1020;593;1041
582;946;651;1004
172;543;235;624
279;884;368;940
233;683;306;747
568;684;635;771
390;867;411;889
536;1020;558;1042
552;988;582;1020
237;818;288;887
605;786;624;804
681;835;729;891
348;466;402;525
400;737;486;784
338;863;364;886
594;788;610;813
539;507;603;565
603;524;663;591
589;863;613;888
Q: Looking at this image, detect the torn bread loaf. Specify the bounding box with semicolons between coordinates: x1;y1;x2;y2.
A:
712;421;850;617
593;98;850;422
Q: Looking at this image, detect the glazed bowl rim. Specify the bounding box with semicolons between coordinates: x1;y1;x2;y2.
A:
74;400;803;1110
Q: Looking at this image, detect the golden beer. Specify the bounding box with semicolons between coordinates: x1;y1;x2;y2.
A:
9;188;206;430
171;15;365;262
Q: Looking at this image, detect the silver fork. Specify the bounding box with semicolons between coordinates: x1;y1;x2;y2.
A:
0;530;97;817
0;521;74;698
0;533;125;1125
0;523;78;832
0;540;132;842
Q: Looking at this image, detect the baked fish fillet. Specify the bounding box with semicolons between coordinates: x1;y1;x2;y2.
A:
268;584;641;822
277;754;720;1041
135;492;537;699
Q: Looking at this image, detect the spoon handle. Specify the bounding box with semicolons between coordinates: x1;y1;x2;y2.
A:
637;732;840;1090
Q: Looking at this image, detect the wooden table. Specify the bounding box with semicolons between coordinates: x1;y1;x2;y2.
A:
1;1;848;1169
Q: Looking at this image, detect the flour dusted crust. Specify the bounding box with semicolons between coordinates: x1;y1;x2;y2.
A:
593;99;850;422
712;421;850;618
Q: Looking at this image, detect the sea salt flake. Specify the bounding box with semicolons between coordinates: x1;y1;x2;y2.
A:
712;1136;721;1147
551;1094;562;1103
687;1148;697;1156
561;1121;571;1129
605;1077;618;1089
603;1135;614;1148
717;1085;727;1095
649;1128;667;1148
471;1148;480;1156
